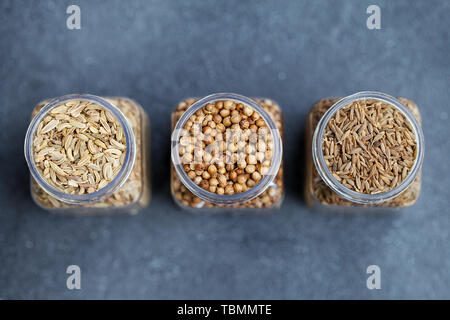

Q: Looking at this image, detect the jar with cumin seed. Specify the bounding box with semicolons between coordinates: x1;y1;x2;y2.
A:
171;93;284;212
24;94;151;214
305;91;424;212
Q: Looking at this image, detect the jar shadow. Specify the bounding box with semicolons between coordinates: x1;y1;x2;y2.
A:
283;107;307;204
5;128;36;209
150;116;172;202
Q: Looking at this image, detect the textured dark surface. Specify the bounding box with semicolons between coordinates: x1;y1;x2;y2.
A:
1;0;449;299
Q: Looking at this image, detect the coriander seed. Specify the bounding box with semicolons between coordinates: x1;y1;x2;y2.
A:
171;93;284;210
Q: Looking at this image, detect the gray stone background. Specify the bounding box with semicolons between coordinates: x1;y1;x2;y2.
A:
0;0;449;299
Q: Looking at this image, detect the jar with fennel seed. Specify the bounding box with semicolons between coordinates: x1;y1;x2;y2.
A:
24;94;151;214
171;93;284;212
304;91;424;212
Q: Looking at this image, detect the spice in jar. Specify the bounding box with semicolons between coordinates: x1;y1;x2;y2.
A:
171;93;284;211
25;94;151;214
32;99;127;194
305;91;424;209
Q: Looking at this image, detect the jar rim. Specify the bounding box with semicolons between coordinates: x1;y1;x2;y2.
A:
171;93;283;205
312;91;424;204
24;94;136;204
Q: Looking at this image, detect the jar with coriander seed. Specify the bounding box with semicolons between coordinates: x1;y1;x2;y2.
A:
171;93;284;212
24;94;151;214
305;91;424;212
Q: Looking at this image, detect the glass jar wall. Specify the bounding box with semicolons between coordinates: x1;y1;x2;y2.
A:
304;91;424;212
170;93;284;212
24;94;151;214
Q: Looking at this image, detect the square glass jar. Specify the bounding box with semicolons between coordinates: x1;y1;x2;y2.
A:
25;94;151;214
304;91;424;212
170;93;284;212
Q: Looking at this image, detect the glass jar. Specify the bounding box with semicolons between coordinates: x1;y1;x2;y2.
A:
305;91;424;212
170;93;284;212
24;94;151;214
